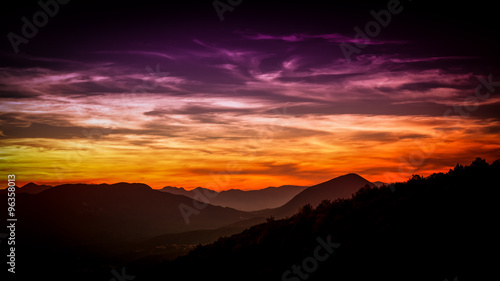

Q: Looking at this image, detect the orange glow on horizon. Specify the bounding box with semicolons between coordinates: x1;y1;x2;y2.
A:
2;108;499;190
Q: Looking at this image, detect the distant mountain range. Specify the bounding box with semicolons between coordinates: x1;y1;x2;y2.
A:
9;182;253;245
3;175;371;244
0;173;379;280
159;185;308;211
0;181;52;194
2;175;376;242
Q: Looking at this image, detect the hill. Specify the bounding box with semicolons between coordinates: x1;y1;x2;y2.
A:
264;173;375;218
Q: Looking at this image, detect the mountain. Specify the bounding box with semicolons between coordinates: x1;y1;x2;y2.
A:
20;182;53;194
7;182;255;246
0;174;370;280
0;182;52;194
266;173;376;218
160;185;307;211
141;158;500;281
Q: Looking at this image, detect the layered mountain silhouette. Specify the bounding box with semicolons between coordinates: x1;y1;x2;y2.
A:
160;185;308;211
11;182;254;246
140;158;500;281
10;162;497;281
0;172;379;281
4;175;371;247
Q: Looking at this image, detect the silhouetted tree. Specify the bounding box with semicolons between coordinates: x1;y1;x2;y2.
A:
297;203;313;216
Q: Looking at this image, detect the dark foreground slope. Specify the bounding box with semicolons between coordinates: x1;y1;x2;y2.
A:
139;158;499;281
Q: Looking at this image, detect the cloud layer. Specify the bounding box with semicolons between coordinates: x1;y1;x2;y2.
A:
1;0;499;189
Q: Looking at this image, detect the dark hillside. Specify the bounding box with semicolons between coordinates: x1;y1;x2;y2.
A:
141;158;499;281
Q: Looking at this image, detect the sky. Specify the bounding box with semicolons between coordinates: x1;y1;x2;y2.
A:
1;0;499;189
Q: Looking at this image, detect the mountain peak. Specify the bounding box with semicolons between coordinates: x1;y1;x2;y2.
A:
271;173;375;217
109;182;152;190
339;173;364;179
22;182;38;188
19;182;52;194
319;173;371;187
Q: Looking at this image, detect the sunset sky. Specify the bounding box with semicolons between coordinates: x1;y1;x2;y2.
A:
1;0;499;189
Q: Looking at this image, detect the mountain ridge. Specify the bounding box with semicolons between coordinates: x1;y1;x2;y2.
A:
160;184;308;211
